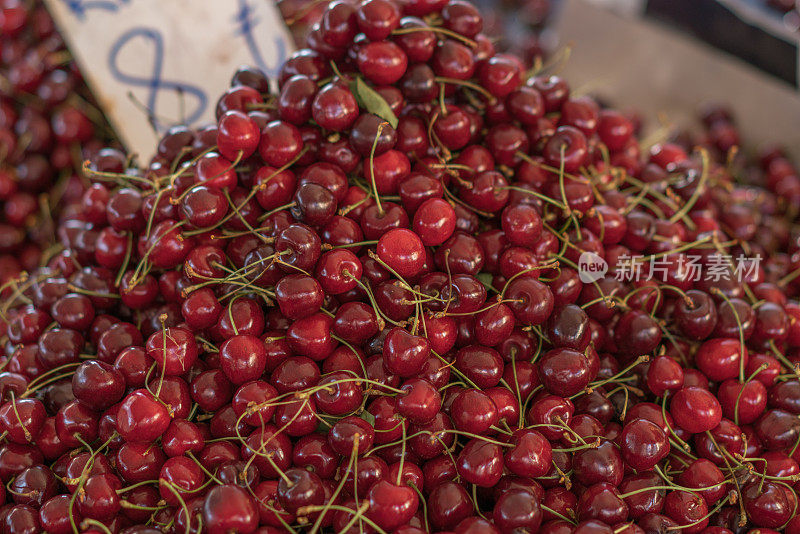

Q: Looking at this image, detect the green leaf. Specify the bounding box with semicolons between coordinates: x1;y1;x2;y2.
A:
315;417;334;434
349;77;399;129
476;272;493;291
359;410;376;426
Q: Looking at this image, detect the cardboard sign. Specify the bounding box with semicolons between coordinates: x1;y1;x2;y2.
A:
43;0;295;159
557;0;800;158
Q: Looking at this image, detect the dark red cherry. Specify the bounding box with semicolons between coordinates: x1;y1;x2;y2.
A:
505;429;552;478
366;479;419;531
203;484;259;534
456;438;503;487
619;418;669;471
116;389;171;443
670;387;722;434
494;487;543;533
538;347;591;396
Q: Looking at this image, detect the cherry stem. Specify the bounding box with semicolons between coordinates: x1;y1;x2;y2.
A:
80;159;152;187
432;349;479;390
349;276;394;329
368;123;388;216
702;431;747;524
68;432;119;534
7;392;31;442
0;274;38;319
65;284;121;300
578;355;648;399
304;503;387;534
185;451;223;485
778;266;800;287
324;240;379;250
161;479;193;533
21;362;81;396
308;435;360;534
113;232;134;287
660;394;692;453
366;250;414;292
434;76;495;101
617;485;694;500
507;356;525;429
80;519;113;534
397;423;407;486
768;340;800;382
540;504;576;525
669;148;711;224
129;220;187;288
620;181;670;222
627;175;682;212
172;152;244;207
256;202;297;223
116;479;159;494
392;25;477;47
709;288;747;382
665;495;730;531
732;363;768;426
498;260;559;299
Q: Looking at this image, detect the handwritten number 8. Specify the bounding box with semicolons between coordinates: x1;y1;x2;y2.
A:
108;27;208;130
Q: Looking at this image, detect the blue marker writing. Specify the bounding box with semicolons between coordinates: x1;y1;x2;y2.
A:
234;0;289;80
108;27;208;130
62;0;128;21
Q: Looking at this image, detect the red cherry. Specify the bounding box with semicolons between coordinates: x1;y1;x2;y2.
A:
217;110;260;161
116;389;171;443
219;335;268;385
695;338;747;382
413;198;456;246
71;361;125;411
494;487;543;533
676;458;726;505
717;378;767;424
366;480;419;531
0;398;45;444
457;438;504;487
505;429;552;478
670;387;722;434
77;474;122;521
645;355;684;397
538;347;592;396
450;389;498;435
619;418;669;471
357;41;408;85
286;313;337;361
145;327;198;376
315;249;362;295
259;120;303;167
396;378;441;424
383;327;430;377
328;415;374;456
275;274;324;319
357;0;401;40
203;484;260;534
377;228;426;279
311;83;359;132
314;371;363;415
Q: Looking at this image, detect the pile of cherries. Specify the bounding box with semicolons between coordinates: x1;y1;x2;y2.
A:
0;0;116;301
1;0;800;532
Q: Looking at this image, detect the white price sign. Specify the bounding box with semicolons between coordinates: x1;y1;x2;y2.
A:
43;0;295;159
